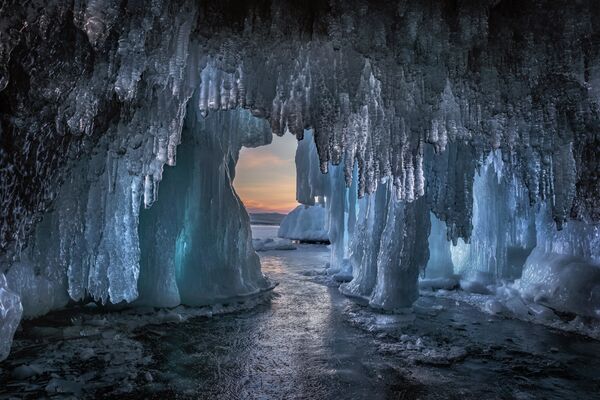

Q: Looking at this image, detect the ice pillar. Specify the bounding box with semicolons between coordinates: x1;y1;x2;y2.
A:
137;108;272;306
340;182;390;299
369;189;430;310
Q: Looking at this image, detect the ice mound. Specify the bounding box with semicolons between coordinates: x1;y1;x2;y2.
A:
253;238;297;252
517;248;600;318
0;273;22;361
5;261;69;318
278;205;329;243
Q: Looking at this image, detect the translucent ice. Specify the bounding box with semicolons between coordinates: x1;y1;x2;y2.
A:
137;108;273;307
0;273;22;361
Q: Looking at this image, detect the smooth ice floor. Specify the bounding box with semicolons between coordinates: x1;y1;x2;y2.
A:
1;241;600;399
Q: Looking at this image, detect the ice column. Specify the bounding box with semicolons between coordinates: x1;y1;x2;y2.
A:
291;129;356;278
326;163;353;280
340;182;390;300
369;186;430;310
137;108;272;307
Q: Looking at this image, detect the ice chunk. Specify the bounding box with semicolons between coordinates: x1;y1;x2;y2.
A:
459;279;492;295
278;205;329;243
516;204;600;318
518;249;600;318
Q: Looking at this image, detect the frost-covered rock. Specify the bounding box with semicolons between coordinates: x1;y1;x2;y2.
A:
0;273;22;361
278;205;329;243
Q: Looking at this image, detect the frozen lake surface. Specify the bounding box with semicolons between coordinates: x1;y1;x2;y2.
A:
1;234;600;399
250;224;280;240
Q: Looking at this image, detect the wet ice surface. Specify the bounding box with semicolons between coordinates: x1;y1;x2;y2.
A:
1;243;600;399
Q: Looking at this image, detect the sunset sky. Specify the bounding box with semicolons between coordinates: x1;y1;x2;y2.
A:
234;133;299;214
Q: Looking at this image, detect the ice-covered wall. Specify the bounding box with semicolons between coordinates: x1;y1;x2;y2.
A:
6;103;273;314
451;151;537;283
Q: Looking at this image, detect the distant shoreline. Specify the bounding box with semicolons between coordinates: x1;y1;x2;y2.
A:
249;212;286;226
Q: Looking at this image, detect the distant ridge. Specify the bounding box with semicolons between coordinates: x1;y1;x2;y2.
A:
249;212;286;226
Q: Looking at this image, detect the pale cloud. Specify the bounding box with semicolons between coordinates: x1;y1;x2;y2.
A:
237;152;287;169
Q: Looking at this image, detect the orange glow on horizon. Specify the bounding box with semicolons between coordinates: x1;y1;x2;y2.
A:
233;134;298;214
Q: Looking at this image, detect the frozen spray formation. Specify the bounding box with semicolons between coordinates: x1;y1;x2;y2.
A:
1;0;600;359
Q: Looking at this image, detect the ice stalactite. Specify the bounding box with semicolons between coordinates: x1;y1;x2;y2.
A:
1;0;199;262
137;108;273;307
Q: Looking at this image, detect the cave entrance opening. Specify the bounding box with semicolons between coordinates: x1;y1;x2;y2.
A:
234;129;300;239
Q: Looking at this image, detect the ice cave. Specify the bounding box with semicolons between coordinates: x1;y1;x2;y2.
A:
1;0;600;398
